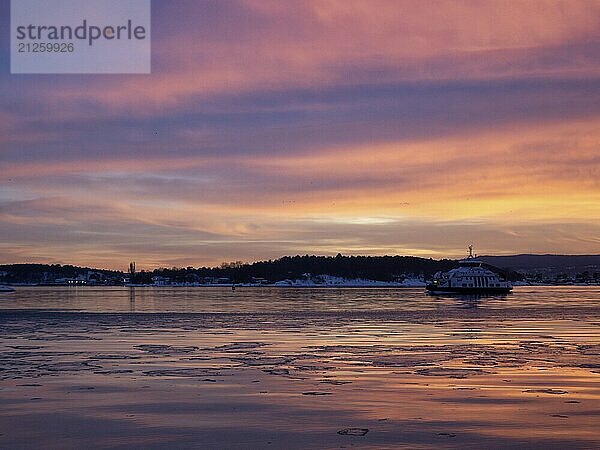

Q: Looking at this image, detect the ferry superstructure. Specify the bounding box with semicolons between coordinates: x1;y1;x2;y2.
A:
426;246;513;295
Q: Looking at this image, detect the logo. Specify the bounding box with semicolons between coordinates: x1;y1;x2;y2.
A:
11;0;151;74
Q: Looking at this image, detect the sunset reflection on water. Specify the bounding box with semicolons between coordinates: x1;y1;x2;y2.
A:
1;286;599;448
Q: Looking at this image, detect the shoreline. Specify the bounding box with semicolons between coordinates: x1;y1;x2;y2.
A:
3;282;599;288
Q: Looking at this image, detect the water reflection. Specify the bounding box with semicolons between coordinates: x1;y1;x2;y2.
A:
128;286;136;312
0;287;599;448
0;285;596;313
429;293;511;309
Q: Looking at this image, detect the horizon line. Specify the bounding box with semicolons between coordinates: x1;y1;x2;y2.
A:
2;252;600;273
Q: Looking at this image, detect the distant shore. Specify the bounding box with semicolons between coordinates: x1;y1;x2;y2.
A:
2;254;599;287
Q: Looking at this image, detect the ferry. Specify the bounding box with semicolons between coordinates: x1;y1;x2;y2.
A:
426;246;513;295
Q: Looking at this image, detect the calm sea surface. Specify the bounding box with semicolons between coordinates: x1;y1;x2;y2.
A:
1;286;599;449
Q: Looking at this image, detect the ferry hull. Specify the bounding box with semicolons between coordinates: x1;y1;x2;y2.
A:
426;285;512;295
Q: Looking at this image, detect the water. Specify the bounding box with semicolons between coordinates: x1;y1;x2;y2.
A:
3;285;599;312
1;286;599;449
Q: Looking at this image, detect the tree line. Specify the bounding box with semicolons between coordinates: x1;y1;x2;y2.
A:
1;254;525;284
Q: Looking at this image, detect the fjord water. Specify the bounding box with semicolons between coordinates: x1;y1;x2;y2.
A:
1;286;599;449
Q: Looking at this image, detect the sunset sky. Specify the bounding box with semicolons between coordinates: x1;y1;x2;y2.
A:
1;0;600;269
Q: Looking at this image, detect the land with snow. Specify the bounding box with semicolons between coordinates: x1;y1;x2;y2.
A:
1;254;599;287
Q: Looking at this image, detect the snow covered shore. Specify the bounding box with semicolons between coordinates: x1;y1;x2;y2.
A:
271;274;426;287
